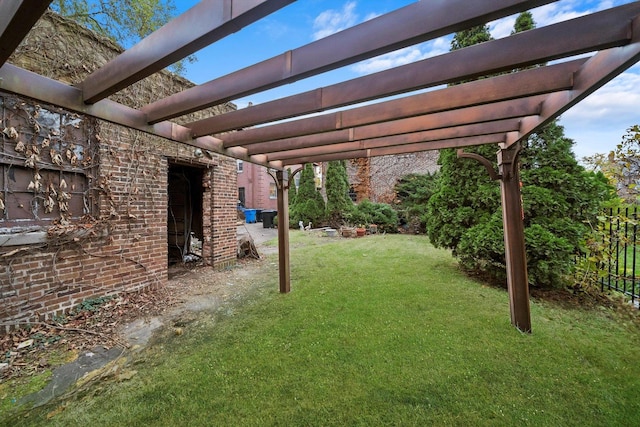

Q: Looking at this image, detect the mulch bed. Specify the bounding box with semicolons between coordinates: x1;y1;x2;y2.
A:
1;286;176;382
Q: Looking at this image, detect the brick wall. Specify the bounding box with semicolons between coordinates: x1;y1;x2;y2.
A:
237;163;278;211
0;12;238;330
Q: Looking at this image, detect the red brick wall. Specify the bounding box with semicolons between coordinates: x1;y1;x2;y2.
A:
0;13;238;331
209;159;239;267
237;163;278;211
0;112;238;330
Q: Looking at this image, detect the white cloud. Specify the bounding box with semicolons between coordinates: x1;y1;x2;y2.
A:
350;47;424;74
349;37;450;75
564;69;640;126
312;1;358;40
562;67;640;157
490;17;516;39
532;3;589;26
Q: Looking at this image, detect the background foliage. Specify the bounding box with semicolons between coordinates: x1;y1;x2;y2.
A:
325;160;353;228
51;0;194;74
425;15;613;288
349;199;398;233
289;164;325;228
393;172;439;233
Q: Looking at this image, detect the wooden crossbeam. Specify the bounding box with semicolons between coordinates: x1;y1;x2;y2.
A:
265;120;523;161
0;64;279;169
189;3;639;137
142;0;556;124
0;0;52;66
80;0;294;103
219;60;584;147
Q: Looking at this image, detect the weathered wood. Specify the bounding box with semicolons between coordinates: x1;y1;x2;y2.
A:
498;143;531;333
276;170;291;293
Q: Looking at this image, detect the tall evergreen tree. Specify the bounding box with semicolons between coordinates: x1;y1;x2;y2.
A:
427;24;499;252
287;167;297;208
325;160;353;227
289;163;325;228
450;24;492;50
427;15;612;288
512;11;535;34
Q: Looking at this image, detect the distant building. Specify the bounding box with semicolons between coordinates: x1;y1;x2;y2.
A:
237;162;317;210
236;160;278;210
238;153;439;212
347;153;439;203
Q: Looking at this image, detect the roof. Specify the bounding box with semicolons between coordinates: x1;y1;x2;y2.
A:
1;0;639;170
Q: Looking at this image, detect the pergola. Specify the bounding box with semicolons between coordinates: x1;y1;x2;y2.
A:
1;0;639;332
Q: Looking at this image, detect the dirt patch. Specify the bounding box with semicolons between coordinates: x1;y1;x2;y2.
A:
0;225;279;386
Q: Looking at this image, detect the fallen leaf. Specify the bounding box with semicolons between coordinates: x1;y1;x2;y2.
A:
16;339;34;350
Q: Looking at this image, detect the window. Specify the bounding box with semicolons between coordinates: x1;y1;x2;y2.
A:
269;182;277;199
0;93;98;232
236;160;243;173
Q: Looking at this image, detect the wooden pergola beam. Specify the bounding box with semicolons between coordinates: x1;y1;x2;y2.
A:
80;0;294;104
0;64;279;169
266;120;522;161
279;134;506;166
218;59;584;147
246;95;545;158
506;15;640;147
0;0;52;67
142;0;557;124
188;2;639;138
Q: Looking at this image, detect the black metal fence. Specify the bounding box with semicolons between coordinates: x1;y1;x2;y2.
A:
597;206;639;305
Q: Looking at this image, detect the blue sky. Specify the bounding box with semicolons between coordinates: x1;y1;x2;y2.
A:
173;0;640;160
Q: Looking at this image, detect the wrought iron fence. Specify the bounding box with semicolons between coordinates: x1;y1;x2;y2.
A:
597;206;639;305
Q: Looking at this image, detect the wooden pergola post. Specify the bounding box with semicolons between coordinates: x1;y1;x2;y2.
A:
497;142;531;333
276;169;291;293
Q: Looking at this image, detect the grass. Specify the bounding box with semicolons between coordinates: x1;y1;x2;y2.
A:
3;233;640;426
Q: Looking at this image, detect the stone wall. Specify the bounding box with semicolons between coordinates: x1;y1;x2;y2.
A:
347;152;439;203
0;12;238;330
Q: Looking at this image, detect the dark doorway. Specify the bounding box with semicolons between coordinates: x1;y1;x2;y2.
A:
167;164;204;265
238;186;246;208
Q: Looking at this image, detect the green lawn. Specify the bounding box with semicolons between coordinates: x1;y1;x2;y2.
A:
3;233;640;426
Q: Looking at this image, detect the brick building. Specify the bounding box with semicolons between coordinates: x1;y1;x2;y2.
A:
236;160;278;211
0;12;238;330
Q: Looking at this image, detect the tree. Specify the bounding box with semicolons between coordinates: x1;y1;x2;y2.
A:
394;172;439;233
584;125;640;203
512;11;535;34
51;0;176;46
427;23;500;252
289;164;325;228
450;24;492;51
325;160;353;227
426;15;613;288
287;167;297;208
51;0;194;74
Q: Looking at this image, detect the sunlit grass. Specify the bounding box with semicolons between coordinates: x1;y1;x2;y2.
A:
4;233;640;426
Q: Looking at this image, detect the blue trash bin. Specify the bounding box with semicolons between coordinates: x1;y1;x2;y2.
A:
244;209;257;223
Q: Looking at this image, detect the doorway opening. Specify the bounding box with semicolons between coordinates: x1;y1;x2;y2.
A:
167;163;204;265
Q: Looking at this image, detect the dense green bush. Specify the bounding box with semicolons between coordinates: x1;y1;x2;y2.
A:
349;199;398;233
394;172;439;233
289;163;325;228
425;16;613;289
428;121;612;288
325;160;353;227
